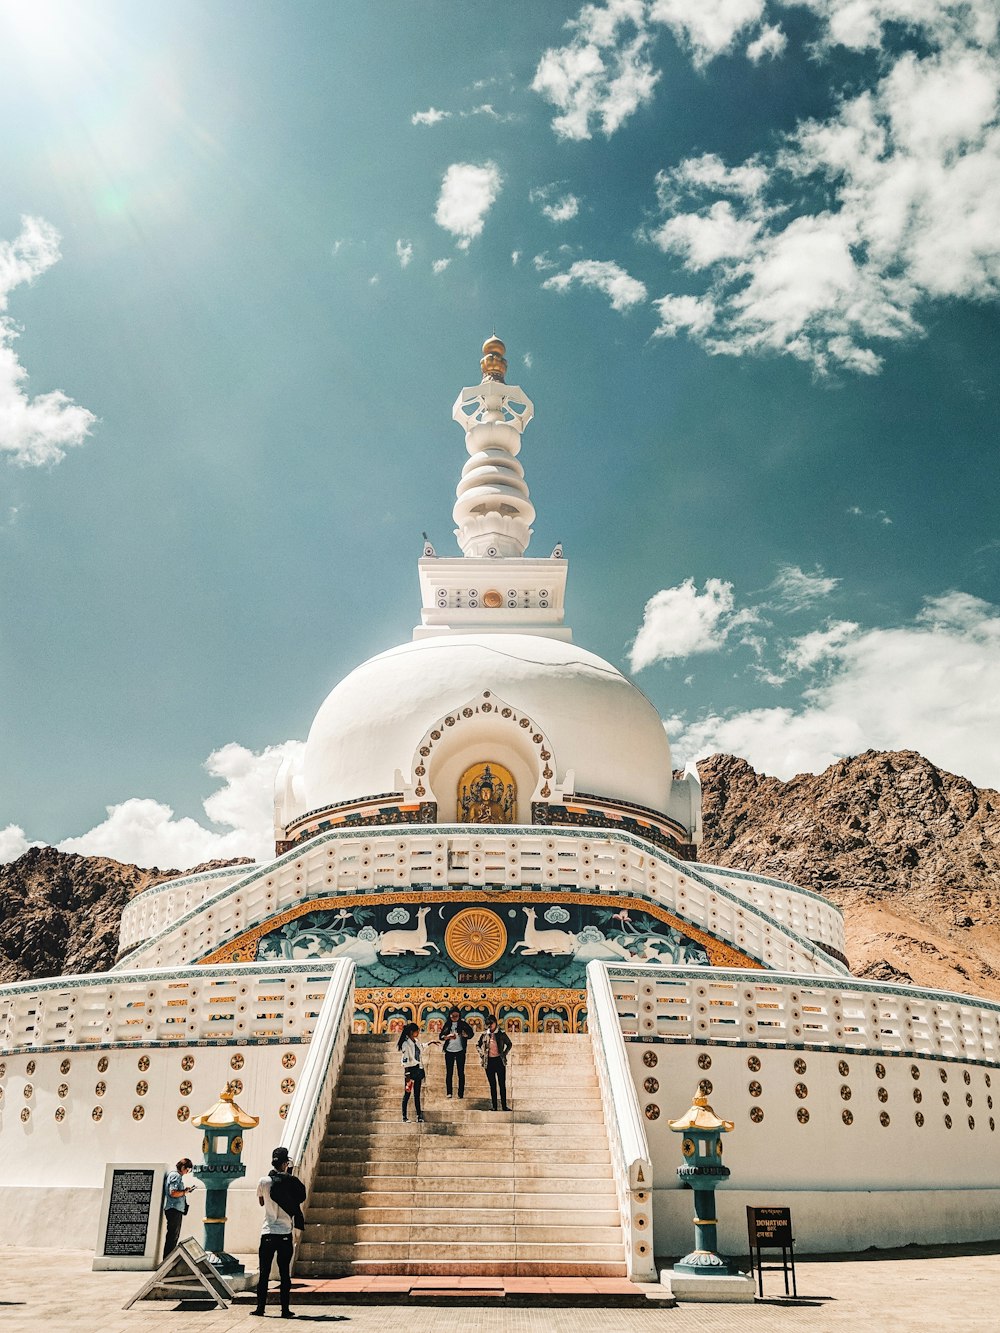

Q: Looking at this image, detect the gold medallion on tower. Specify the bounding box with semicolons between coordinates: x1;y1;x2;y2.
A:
445;908;507;969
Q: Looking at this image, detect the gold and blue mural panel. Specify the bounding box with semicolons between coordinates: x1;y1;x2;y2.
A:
242;896;710;990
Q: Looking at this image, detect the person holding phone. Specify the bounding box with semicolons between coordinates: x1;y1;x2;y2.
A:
161;1157;195;1259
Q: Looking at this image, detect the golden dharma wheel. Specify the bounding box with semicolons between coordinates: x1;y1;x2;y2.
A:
444;908;507;969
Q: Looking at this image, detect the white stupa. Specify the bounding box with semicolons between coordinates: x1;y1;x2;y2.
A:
1;335;998;1277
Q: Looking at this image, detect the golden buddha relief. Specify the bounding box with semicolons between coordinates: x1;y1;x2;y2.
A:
457;761;516;823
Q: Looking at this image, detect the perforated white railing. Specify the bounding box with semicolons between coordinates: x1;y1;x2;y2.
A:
0;962;348;1053
278;959;356;1259
606;965;1000;1065
587;961;656;1281
117;866;254;954
115;826;848;978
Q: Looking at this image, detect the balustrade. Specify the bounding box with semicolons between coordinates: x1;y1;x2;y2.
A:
0;962;346;1054
115;826;849;980
607;965;1000;1066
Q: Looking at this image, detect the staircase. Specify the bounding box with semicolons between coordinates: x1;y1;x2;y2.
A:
296;1033;627;1277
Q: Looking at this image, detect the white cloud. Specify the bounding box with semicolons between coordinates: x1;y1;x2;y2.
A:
0;216;97;467
650;0;765;67
746;22;786;61
652;292;716;337
523;351;533;368
432;258;451;274
782;619;858;671
0;824;33;863
546;194;580;222
412;107;451;125
511;250;521;265
435;162;503;249
531;184;582;222
630;577;742;668
532;0;659;140
649;37;1000;374
769;563;840;610
543;258;647;310
57;740;303;867
368;274;380;285
395;239;414;268
848;504;893;524
669;591;1000;787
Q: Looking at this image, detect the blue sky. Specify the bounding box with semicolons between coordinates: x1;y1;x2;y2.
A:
1;0;998;866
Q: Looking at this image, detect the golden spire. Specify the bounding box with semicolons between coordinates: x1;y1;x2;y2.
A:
480;335;507;382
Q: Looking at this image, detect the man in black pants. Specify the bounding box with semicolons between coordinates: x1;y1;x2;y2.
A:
477;1015;512;1110
439;1007;474;1099
253;1146;306;1318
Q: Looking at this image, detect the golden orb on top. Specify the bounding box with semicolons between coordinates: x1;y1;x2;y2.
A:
480;335;507;382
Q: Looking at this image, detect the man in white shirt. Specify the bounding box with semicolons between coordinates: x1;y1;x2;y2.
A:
253;1147;306;1318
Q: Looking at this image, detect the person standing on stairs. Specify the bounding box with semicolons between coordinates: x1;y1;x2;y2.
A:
477;1015;512;1111
253;1146;306;1319
398;1022;434;1123
439;1006;474;1100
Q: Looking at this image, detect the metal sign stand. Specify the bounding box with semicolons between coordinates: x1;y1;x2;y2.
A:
746;1206;797;1299
123;1237;235;1310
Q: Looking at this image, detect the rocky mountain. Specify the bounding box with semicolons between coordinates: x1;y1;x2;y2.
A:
0;846;250;985
697;750;1000;1000
0;750;997;1000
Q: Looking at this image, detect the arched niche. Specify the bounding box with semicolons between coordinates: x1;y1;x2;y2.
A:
409;692;557;823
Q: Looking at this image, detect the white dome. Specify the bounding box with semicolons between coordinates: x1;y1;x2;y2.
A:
301;634;672;818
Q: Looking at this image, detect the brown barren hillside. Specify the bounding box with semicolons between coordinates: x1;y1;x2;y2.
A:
697;750;1000;1000
0;846;250;984
1;750;998;1000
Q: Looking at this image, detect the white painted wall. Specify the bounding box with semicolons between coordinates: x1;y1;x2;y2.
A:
0;1042;296;1251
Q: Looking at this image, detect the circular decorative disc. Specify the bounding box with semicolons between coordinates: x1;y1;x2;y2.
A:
445;908;507;969
642;1051;657;1068
682;1137;695;1157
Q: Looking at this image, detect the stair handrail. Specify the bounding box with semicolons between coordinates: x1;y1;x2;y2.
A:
587;960;656;1281
279;958;356;1245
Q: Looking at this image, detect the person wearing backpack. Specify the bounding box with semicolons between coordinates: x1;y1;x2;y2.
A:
253;1146;306;1318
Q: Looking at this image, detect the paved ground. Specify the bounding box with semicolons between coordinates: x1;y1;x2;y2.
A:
2;1244;1000;1332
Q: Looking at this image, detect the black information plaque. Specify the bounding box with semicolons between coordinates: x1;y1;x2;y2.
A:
103;1168;156;1257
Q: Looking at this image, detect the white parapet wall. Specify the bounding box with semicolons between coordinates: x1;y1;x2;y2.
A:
0;961;354;1252
115;826;848;977
586;961;656;1280
600;964;1000;1256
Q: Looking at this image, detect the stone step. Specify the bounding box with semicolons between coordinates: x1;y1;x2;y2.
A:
294;1257;629;1279
360;1162;613;1183
354;1206;622;1228
352;1185;618;1208
346;1242;626;1263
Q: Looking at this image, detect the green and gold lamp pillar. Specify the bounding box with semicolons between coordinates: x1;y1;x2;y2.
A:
668;1087;742;1278
192;1082;260;1276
